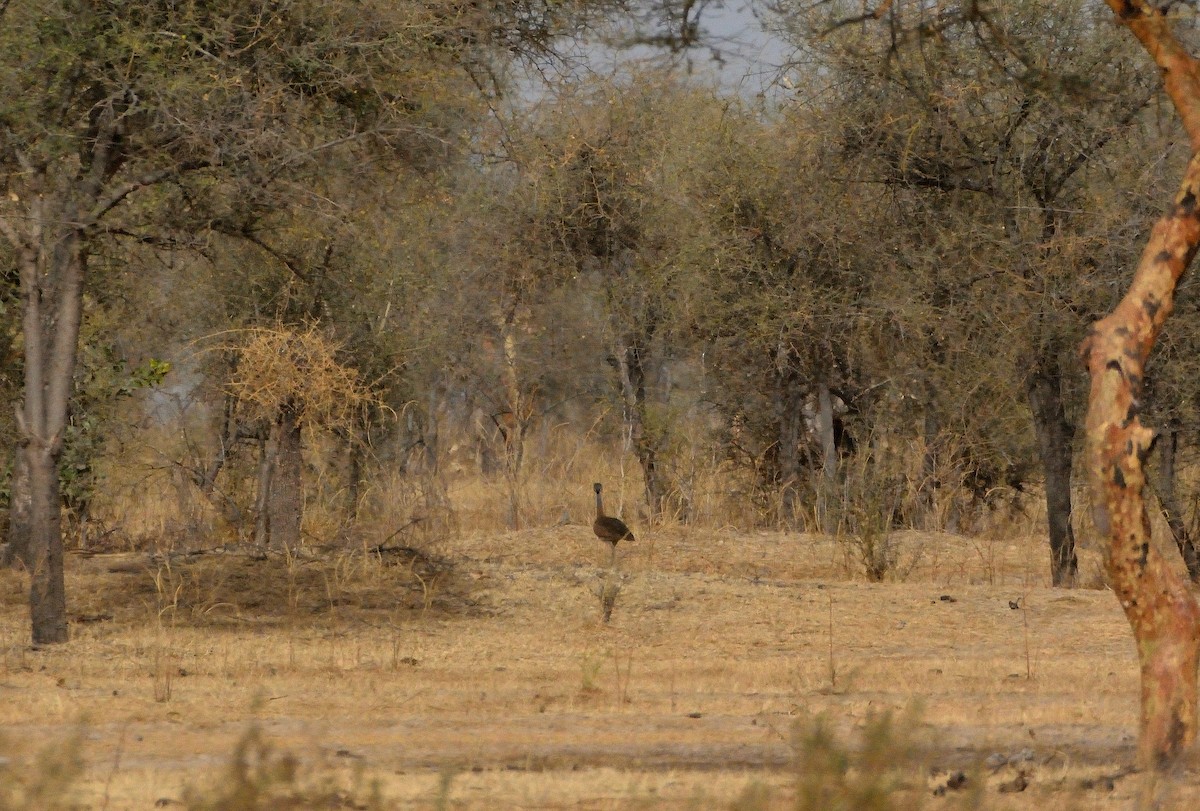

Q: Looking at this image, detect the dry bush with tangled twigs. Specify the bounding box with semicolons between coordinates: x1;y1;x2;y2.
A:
224;325;379;429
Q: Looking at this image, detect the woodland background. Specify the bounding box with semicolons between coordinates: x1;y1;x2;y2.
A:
3;0;1196;589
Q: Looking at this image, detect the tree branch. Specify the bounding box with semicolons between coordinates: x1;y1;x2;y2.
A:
78;97;127;205
232;230;313;284
1105;0;1200;150
820;0;895;34
84;159;213;229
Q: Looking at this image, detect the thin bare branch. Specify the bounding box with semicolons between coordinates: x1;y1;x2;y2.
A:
821;0;895;34
233;230;313;284
84;159;213;228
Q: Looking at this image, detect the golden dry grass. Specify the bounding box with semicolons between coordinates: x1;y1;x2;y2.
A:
1;523;1199;809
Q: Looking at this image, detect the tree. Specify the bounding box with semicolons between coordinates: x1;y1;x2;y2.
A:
1081;0;1200;770
226;326;372;551
683;103;876;530
795;0;1200;769
484;74;726;520
0;0;536;643
774;0;1161;584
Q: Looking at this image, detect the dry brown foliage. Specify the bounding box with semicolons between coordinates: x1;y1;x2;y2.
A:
225;326;377;430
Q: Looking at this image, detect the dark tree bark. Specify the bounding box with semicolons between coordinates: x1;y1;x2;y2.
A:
771;347;805;525
813;377;839;535
267;401;303;552
253;436;272;548
614;334;666;519
919;394;945;530
346;433;363;526
27;443;67;644
1026;356;1078;587
918;287;949;530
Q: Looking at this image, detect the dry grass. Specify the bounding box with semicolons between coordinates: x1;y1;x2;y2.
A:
2;519;1200;809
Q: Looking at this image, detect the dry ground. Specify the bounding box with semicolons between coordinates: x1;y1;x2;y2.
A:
1;526;1199;809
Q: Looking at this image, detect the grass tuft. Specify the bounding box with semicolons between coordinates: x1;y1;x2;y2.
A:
183;721;385;810
0;728;85;811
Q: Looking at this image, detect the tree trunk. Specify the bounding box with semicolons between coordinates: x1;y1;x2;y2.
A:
422;387;441;475
14;222;84;645
27;445;67;644
346;434;362;526
253;437;272;548
499;315;526;530
1087;0;1200;767
918;310;950;530
1153;420;1200;583
1083;154;1200;769
1026;356;1079;587
813;377;839;535
5;446;31;569
920;397;945;530
773;349;805;525
267;401;303;552
615;335;666;519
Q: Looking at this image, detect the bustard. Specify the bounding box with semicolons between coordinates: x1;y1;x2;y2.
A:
593;482;634;564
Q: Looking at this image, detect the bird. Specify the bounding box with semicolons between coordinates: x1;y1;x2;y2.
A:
592;482;634;564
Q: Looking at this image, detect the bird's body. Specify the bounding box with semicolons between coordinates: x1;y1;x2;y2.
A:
593;483;634;549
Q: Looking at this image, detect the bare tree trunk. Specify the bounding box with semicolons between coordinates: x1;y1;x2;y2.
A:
345;433;362;526
1084;145;1200;770
16;230;83;645
1026;357;1078;587
421;387;440;475
267;401;303;552
773;349;805;525
27;444;67;644
813;378;839;535
919;312;948;529
1153;420;1200;582
253;437;272;548
919;397;944;530
497;312;531;530
5;446;31;569
615;335;665;518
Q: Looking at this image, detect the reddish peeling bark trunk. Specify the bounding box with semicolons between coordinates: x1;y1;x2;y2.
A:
1082;152;1200;767
1086;0;1200;768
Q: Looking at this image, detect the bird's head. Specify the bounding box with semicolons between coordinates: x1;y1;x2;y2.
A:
593;482;602;494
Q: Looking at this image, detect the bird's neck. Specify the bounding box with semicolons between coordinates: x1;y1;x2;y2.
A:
595;492;604;518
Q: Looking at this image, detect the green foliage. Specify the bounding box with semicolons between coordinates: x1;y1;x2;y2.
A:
61;342;172;521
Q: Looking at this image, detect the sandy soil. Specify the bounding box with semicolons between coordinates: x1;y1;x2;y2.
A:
1;526;1198;809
